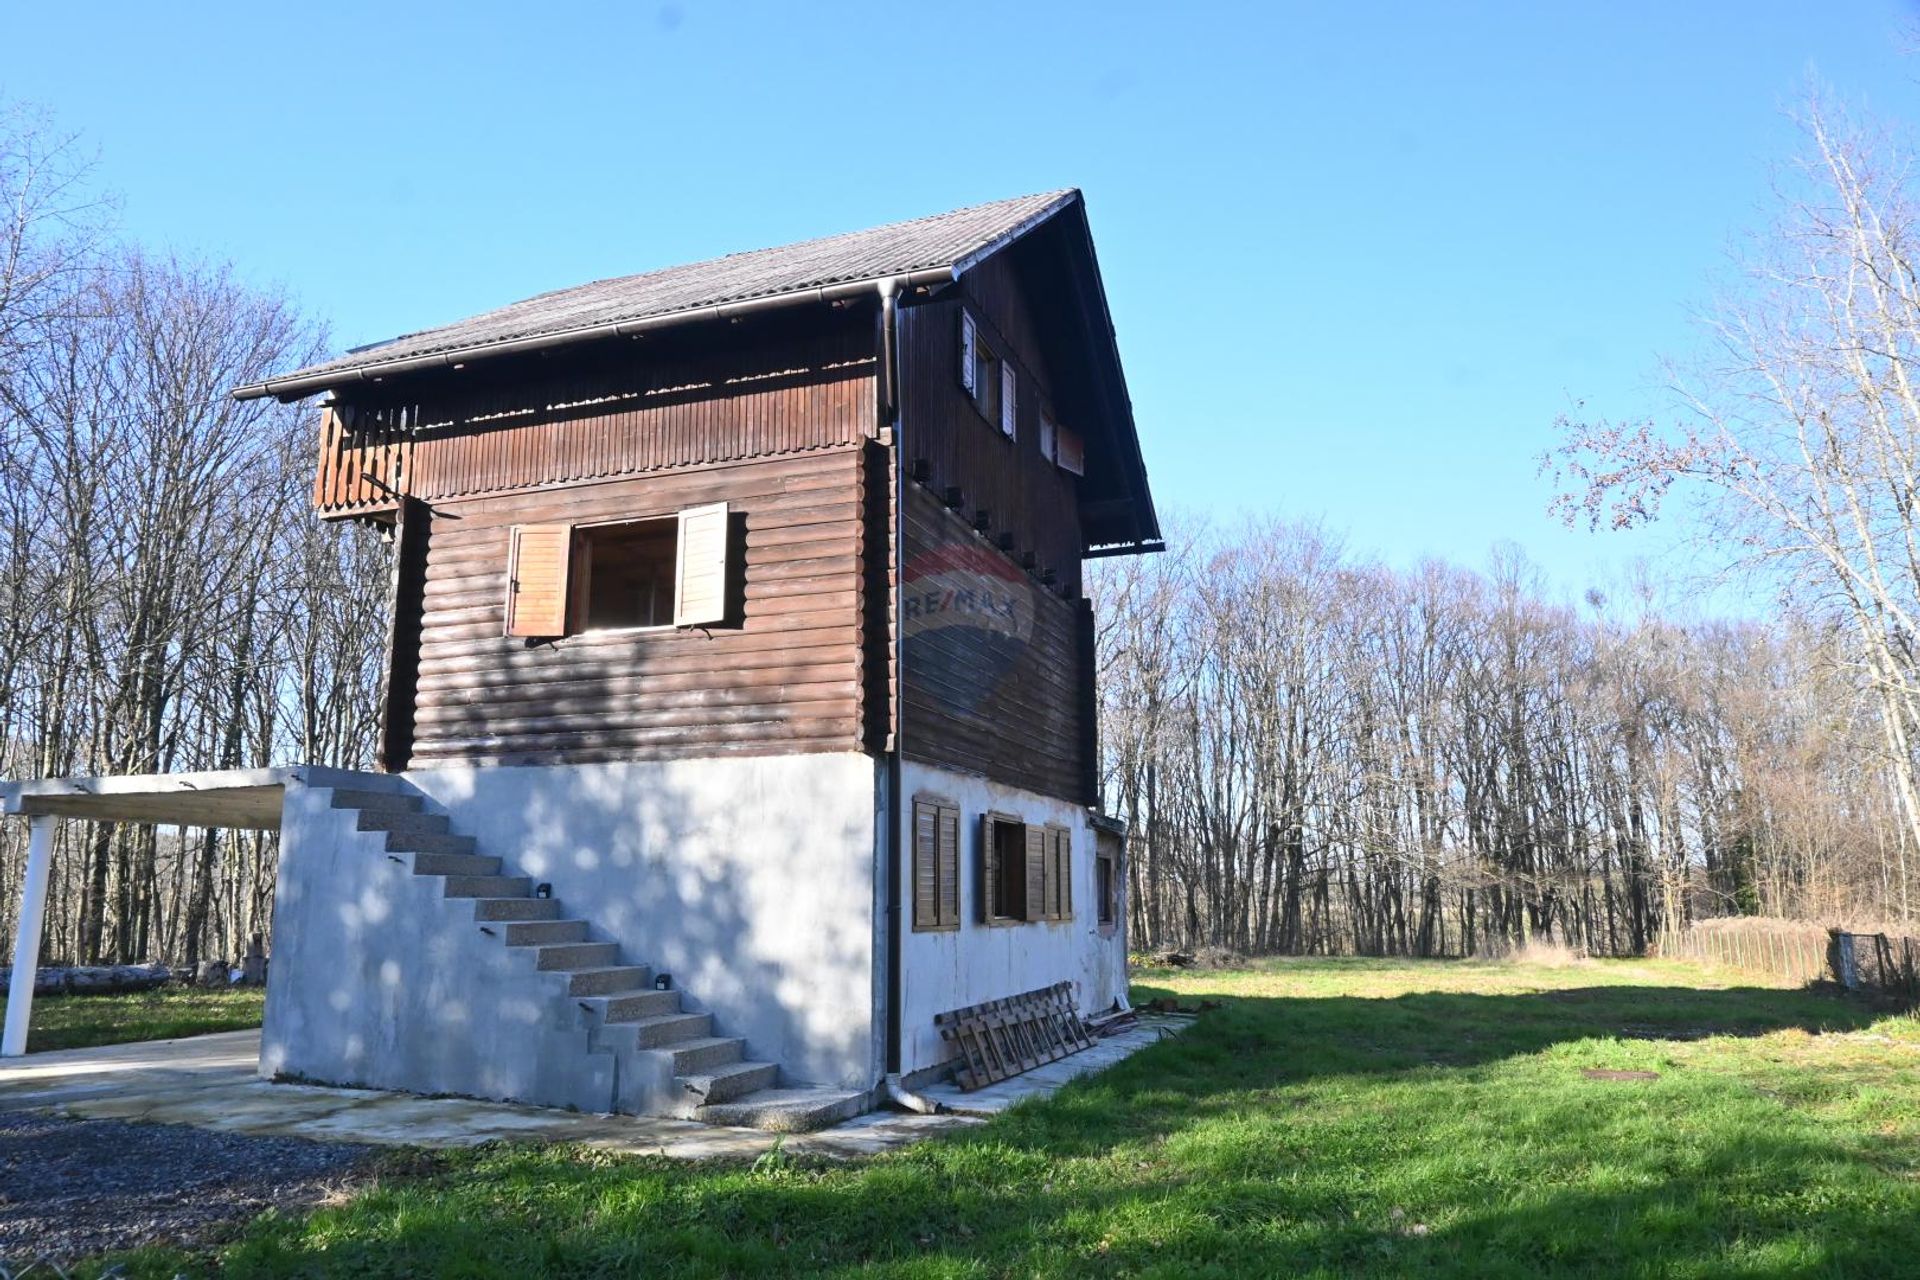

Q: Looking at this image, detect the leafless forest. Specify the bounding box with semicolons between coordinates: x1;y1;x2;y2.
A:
5;100;1920;967
0;104;388;966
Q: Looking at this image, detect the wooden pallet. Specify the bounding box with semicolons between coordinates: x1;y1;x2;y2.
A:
935;981;1097;1090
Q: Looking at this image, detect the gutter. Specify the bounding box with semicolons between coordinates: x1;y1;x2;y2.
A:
232;266;959;402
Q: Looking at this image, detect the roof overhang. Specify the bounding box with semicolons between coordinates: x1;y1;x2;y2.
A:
232;267;961;404
0;766;393;830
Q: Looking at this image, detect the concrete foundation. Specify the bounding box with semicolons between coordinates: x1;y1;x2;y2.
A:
263;753;882;1111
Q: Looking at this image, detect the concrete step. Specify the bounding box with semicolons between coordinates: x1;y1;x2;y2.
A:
359;809;451;838
696;1086;870;1133
567;965;651;996
661;1035;746;1074
443;874;532;899
583;989;681;1022
536;941;620;972
503;919;589;946
473;897;561;922
680;1060;777;1105
411;851;501;878
329;788;421;814
627;1011;711;1048
388;830;477;856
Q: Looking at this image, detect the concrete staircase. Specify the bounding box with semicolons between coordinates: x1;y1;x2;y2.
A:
330;786;868;1133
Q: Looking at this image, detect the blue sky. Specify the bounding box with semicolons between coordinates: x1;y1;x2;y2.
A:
8;1;1917;603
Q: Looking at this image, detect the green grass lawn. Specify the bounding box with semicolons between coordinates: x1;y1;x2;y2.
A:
2;986;265;1052
113;956;1920;1278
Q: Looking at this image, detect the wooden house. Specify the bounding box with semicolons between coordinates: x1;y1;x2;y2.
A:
218;190;1161;1127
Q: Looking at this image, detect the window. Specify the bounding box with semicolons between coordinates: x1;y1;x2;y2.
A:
912;797;961;932
980;812;1029;923
1096;843;1118;928
979;814;1073;925
579;518;677;630
959;308;1016;438
1039;409;1057;463
504;502;730;638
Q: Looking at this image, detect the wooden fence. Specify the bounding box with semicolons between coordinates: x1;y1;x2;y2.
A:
1659;917;1920;1000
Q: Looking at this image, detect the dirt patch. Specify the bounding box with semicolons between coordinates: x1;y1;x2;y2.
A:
0;1110;375;1268
1582;1068;1661;1081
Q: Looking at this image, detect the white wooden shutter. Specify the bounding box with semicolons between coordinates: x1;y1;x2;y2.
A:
959;311;977;395
1000;364;1017;439
504;524;573;637
674;501;730;627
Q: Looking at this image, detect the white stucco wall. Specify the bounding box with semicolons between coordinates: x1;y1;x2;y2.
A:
404;753;884;1090
267;752;884;1104
895;762;1129;1077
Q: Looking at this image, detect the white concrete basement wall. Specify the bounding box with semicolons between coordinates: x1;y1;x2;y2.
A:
404;753;885;1091
896;762;1129;1077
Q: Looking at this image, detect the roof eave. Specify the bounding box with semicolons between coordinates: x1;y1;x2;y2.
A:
231;264;961;403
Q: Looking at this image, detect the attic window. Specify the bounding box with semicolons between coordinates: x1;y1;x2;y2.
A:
959;310;1016;438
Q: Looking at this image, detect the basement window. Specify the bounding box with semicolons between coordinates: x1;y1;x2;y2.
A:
578;519;677;630
981;812;1029;924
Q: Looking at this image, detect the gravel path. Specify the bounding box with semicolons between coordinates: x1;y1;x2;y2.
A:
0;1111;375;1266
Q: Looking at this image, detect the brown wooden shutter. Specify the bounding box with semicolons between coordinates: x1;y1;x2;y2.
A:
959;311;977;395
1000;364;1017;439
1056;426;1085;476
1057;828;1073;917
1024;823;1046;922
912;799;939;931
979;812;1001;922
504;524;573;637
674;501;730;627
937;804;961;928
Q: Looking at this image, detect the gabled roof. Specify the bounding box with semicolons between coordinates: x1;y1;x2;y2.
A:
233;190;1078;402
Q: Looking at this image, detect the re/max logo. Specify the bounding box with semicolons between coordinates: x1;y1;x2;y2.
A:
904;587;1021;623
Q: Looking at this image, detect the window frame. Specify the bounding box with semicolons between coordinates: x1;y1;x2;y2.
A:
572;514;680;635
503;501;732;641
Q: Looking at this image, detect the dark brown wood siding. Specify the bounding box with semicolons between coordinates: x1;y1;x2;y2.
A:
900;484;1088;803
896;253;1085;596
405;447;868;767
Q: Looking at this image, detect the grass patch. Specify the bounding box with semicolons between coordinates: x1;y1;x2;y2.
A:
2;986;265;1052
107;958;1920;1277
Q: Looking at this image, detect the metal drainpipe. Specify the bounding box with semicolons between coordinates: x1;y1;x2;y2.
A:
877;275;906;1081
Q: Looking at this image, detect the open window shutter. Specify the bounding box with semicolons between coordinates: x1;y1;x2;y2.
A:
912;800;938;931
937;804;961;928
1024;824;1046;922
674;501;730;627
1057;828;1073;917
959;311;977;395
1000;364;1017;439
504;524;573;637
979;813;1001;922
1056;426;1085;476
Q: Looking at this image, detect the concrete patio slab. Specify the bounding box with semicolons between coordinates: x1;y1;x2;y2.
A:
0;1017;1184;1158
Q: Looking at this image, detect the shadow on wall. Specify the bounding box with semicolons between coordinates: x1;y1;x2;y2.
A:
235;981;1918;1276
398;753;878;1089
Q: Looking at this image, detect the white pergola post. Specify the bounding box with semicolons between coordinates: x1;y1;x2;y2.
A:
3;814;58;1057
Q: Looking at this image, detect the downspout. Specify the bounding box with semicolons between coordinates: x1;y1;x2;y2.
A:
877;276;906;1083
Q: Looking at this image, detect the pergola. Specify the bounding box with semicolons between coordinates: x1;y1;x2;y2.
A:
0;765;373;1057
